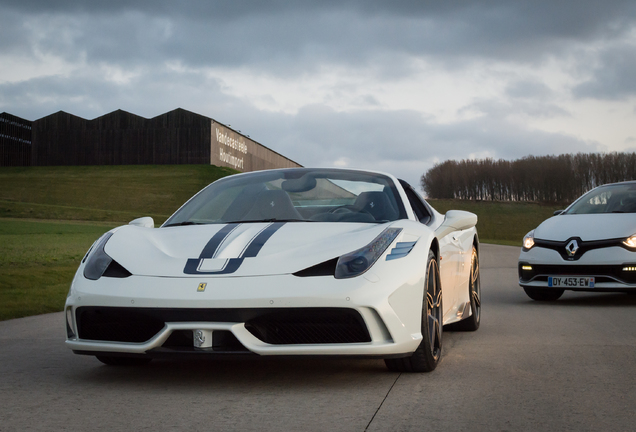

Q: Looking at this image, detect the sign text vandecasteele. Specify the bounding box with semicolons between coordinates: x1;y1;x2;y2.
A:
215;127;247;170
216;128;248;154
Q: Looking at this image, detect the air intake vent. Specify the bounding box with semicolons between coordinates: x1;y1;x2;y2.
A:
386;241;416;261
76;307;164;342
245;308;370;344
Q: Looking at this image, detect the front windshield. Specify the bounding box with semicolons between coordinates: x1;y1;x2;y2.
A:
163;168;407;226
564;183;636;214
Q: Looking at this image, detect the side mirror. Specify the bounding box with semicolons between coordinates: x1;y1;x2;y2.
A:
553;210;564;216
129;217;154;228
435;210;477;239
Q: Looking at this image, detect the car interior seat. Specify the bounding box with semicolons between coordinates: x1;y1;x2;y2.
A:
354;191;399;222
241;189;303;221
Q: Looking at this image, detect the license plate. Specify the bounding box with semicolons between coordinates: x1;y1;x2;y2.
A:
548;276;595;288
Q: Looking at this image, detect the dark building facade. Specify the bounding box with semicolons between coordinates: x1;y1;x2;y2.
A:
0;112;32;166
1;108;301;171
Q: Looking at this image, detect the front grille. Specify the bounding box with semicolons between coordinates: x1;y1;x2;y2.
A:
534;238;625;261
75;307;371;345
519;263;636;284
76;307;164;342
245;309;371;344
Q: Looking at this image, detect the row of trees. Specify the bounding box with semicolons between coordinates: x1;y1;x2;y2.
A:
421;152;636;203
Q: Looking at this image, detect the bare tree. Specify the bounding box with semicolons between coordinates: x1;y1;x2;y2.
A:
421;153;636;202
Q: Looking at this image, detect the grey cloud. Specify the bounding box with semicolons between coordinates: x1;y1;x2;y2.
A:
220;101;600;189
461;98;571;120
5;0;636;27
0;68;232;121
573;44;636;100
4;0;636;76
0;10;33;53
505;80;553;99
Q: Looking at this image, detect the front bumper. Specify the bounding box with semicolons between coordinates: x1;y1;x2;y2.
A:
65;270;426;357
518;246;636;290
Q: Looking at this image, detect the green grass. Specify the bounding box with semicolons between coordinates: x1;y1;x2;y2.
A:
428;199;564;246
0;164;238;321
0;219;116;321
0;164;238;224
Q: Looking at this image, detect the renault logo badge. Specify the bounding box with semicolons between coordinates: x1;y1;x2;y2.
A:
197;282;207;292
565;239;579;257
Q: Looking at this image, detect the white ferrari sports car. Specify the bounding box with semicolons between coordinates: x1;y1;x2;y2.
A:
519;181;636;301
65;168;480;372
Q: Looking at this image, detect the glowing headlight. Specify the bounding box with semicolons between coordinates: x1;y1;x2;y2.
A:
335;228;402;279
522;230;535;250
623;234;636;249
83;232;115;280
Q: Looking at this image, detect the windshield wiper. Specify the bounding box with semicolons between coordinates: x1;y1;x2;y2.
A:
222;218;314;223
166;219;316;227
163;221;207;227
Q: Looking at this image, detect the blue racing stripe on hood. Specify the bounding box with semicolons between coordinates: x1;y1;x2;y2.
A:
198;223;240;258
183;222;286;275
242;222;285;258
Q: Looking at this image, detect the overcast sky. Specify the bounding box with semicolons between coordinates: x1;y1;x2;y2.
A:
2;0;636;190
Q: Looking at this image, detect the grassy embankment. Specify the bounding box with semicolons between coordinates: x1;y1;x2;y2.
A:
428;199;563;247
0;165;237;320
0;165;564;320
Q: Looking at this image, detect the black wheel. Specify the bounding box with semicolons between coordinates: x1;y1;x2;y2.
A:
96;355;152;366
385;250;442;372
448;246;481;331
523;287;564;301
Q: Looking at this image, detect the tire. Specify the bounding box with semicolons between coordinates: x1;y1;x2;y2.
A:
448;246;481;331
385;250;442;373
96;355;152;366
523;287;564;301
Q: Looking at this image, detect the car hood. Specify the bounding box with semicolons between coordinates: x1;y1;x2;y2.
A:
104;222;399;277
535;213;636;242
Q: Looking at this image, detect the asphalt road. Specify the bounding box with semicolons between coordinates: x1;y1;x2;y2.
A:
1;244;636;431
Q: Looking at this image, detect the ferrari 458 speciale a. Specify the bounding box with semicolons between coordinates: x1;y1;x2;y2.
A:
66;168;480;372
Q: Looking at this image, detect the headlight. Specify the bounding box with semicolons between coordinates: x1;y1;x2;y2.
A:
623;234;636;249
83;232;115;280
522;230;535;250
335;228;402;279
